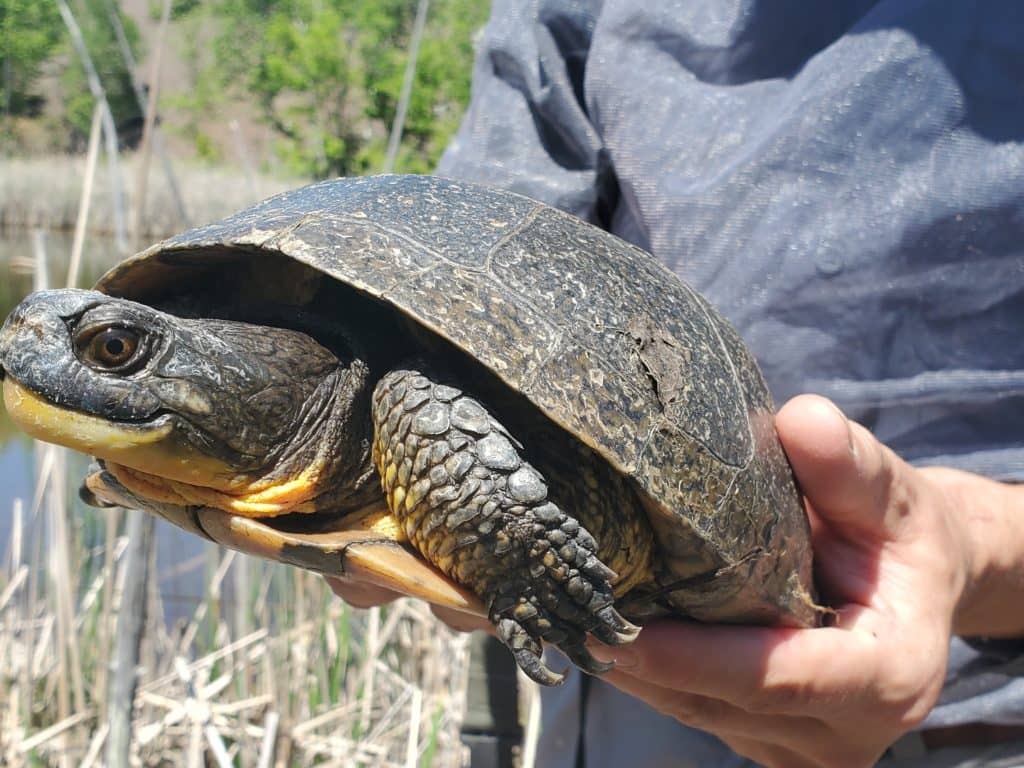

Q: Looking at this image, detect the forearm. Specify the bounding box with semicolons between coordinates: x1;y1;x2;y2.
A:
930;467;1024;638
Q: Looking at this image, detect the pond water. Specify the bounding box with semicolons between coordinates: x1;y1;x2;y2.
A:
0;230;118;522
0;231;211;615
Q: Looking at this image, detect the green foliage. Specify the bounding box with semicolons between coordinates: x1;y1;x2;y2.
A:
199;0;489;178
150;0;200;20
363;0;486;173
421;704;445;767
192;130;221;163
0;0;62;116
60;0;144;147
4;0;488;174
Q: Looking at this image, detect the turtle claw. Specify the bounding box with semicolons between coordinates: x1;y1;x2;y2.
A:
496;617;567;686
482;501;639;683
591;604;641;646
563;643;614;676
489;572;636;685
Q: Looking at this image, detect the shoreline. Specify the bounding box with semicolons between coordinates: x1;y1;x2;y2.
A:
0;154;306;240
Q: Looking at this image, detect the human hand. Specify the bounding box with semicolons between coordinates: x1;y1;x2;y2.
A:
587;394;1024;768
323;577;402;609
324;576;491;634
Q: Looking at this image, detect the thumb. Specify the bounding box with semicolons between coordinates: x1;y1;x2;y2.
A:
776;394;907;542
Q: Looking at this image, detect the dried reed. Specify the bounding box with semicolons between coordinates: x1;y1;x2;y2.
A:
0;227;474;767
0;155;301;240
0;474;473;766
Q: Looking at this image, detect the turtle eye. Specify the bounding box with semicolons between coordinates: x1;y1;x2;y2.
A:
76;326;146;373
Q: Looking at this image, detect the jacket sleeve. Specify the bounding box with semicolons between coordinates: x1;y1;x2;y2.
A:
436;0;610;223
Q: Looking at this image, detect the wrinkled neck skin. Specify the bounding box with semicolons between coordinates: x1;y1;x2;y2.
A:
263;357;380;515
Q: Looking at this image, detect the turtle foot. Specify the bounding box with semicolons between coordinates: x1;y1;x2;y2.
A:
487;549;637;686
495;615;568;686
490;590;624;684
371;364;640;685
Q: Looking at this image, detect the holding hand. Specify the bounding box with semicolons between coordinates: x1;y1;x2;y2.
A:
327;394;1024;768
587;394;1024;768
324;577;491;634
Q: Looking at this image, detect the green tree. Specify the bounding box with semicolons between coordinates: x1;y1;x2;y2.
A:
150;0;200;19
60;0;143;147
0;0;62;117
204;0;488;178
361;0;486;173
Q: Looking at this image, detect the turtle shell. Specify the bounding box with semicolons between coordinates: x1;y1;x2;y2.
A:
96;174;819;627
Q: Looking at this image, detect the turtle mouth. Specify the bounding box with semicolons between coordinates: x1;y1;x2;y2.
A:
3;376;175;452
2;376;253;495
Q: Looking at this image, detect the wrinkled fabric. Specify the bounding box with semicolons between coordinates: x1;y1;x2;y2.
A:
438;0;1024;764
441;0;1024;478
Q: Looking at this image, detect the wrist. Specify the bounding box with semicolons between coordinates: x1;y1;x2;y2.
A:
929;467;1024;638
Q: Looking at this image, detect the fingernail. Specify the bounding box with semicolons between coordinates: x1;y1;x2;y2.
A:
588;643;637;670
823;398;856;454
819;397;860;456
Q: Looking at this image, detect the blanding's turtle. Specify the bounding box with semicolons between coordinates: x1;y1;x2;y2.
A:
0;175;820;684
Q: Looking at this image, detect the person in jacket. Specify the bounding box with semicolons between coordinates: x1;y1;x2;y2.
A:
331;2;1024;765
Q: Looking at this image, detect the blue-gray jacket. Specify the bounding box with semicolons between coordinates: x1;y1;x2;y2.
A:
438;0;1024;764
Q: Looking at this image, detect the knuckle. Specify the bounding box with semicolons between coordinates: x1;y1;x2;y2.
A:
894;678;941;729
664;693;711;727
324;577;397;609
881;654;945;726
749;677;811;714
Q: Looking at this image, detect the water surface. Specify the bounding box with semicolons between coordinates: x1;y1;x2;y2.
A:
0;230;117;523
0;231;210;615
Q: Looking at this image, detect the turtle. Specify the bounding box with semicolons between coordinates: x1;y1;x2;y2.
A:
0;174;821;685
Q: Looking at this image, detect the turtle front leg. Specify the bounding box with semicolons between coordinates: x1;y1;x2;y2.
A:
371;366;639;685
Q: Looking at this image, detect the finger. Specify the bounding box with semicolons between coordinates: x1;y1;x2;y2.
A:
431;604;494;635
715;735;825;768
601;668;832;756
323;576;402;608
589;620;880;715
776;394;909;541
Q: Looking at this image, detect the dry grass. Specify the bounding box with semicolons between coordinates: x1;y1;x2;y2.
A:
0;155;304;240
0;226;475;766
0;458;473;767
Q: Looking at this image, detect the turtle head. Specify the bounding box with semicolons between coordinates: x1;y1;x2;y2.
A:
1;289;373;517
0;288;484;614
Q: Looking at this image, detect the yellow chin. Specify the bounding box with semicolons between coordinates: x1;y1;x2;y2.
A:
4;376;174;454
3;377;323;518
2;376;323;520
4;376;231;487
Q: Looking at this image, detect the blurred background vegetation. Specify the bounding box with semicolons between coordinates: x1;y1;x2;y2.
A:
1;0;488;178
0;3;498;764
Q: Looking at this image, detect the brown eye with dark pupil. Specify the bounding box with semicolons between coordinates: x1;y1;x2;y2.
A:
87;328;139;367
